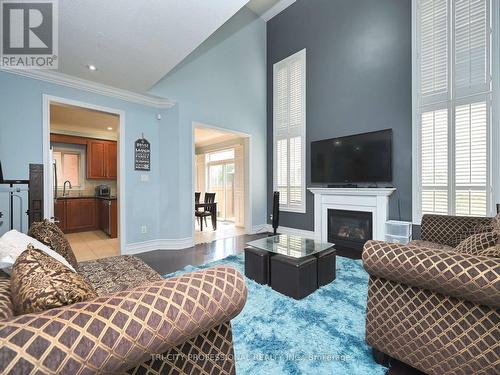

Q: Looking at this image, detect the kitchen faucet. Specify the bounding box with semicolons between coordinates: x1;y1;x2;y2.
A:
63;180;72;196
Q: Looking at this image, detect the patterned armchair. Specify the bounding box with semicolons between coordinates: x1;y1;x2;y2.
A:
0;256;247;374
362;215;500;375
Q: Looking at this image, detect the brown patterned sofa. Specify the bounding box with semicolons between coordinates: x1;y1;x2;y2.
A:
0;255;247;374
362;215;500;375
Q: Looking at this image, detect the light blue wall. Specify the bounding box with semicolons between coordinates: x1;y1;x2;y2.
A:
0;71;177;245
149;8;268;237
0;6;267;245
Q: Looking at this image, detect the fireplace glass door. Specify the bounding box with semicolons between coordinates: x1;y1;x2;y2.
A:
327;209;373;251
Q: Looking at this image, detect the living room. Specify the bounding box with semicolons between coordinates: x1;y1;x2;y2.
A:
0;0;498;374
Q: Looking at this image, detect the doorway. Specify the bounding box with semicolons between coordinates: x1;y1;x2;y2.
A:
43;96;125;260
193;124;251;244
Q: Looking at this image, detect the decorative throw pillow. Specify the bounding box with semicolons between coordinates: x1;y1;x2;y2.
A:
0;230;76;274
454;232;498;255
28;219;78;269
10;245;97;315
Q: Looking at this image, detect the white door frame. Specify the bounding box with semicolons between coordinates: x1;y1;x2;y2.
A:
42;94;126;253
191;121;252;241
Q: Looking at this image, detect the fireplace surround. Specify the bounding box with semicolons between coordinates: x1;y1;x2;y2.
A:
308;188;396;253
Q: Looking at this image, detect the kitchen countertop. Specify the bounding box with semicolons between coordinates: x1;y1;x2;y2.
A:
55;195;117;200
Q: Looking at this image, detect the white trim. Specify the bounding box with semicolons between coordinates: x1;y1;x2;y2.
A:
191;122;253;241
42;94;127;254
411;0;420;224
124;238;195;254
251;224;269;234
261;0;296;21
3;69;174;108
492;0;500;209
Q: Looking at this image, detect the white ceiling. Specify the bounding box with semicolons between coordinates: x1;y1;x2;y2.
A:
194;127;242;148
51;103;120;140
57;0;249;92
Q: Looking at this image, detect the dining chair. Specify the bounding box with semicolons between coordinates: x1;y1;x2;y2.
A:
195;192;201;226
195;192;216;231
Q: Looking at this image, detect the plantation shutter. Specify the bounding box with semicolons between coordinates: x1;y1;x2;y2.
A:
416;0;493;219
273;49;306;212
454;0;490;96
421;108;449;215
419;0;449;104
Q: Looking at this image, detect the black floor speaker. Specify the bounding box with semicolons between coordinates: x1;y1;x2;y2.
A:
272;191;280;235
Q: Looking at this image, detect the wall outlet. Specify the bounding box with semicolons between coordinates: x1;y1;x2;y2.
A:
141;225;147;234
140;174;149;182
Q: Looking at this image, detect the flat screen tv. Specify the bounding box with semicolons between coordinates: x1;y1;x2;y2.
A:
311;129;392;184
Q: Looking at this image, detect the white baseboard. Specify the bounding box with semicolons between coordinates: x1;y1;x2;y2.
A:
249;224;270;234
250;224;315;239
123;237;194;254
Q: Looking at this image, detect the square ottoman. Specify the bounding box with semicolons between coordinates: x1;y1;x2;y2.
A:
244;247;270;285
270;255;317;299
315;248;336;287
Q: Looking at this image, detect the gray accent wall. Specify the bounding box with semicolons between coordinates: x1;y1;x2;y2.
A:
267;0;412;231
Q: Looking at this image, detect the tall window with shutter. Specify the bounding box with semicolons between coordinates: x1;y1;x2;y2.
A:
414;0;497;220
273;49;306;213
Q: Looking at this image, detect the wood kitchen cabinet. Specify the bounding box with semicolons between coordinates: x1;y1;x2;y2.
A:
106;142;117;179
55;198;116;236
65;198;97;232
54;199;67;232
87;139;117;180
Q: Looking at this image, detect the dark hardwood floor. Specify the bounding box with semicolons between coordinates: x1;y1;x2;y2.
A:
136;233;425;375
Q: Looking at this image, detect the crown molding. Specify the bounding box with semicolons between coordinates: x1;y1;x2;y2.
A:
261;0;296;22
1;69;175;108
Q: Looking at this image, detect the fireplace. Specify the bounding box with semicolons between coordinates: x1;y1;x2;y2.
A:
327;209;372;252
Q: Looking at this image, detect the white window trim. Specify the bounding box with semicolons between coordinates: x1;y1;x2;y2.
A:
273;48;307;213
412;0;499;223
493;0;500;212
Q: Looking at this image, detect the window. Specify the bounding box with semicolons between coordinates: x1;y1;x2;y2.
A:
413;0;497;221
206;149;236;221
273;49;306;213
53;147;84;188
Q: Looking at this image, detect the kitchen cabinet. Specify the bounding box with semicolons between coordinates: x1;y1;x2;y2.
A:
86;139;117;180
54;199;66;232
106;142;117;179
65;198;97;232
53;197;116;236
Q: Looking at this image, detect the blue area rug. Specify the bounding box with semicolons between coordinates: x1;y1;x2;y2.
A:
164;255;387;375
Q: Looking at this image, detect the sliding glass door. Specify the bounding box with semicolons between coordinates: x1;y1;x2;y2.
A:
207;149;235;222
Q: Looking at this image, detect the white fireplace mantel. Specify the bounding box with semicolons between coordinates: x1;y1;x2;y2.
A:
308;187;396;243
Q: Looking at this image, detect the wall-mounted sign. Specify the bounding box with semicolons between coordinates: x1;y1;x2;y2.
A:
135;137;150;171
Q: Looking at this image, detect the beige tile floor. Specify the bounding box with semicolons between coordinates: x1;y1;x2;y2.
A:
66;230;120;262
195;220;245;244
